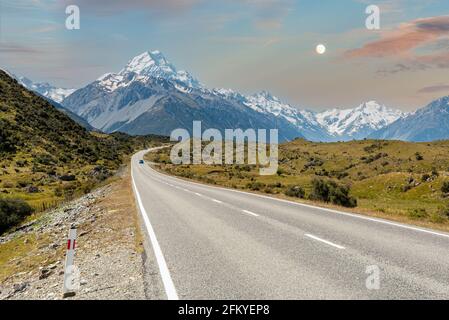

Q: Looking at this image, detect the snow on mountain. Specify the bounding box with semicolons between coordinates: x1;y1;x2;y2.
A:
61;49;412;141
15;76;75;103
315;101;407;140
242;91;332;141
97;50;202;93
369;96;449;142
62;51;302;141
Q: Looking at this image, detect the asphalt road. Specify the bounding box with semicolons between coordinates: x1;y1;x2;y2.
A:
131;149;449;300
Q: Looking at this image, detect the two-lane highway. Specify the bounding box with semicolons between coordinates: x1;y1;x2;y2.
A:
131;149;449;299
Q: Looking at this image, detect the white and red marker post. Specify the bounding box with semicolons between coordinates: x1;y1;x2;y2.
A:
62;226;79;298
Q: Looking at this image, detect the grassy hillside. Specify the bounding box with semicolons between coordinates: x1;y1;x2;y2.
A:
0;70;167;233
146;139;449;229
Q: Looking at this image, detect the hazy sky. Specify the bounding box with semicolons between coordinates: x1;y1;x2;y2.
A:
1;0;449;111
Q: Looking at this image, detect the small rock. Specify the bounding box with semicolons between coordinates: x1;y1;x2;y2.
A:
80;279;88;286
13;282;28;293
49;243;59;249
39;268;52;280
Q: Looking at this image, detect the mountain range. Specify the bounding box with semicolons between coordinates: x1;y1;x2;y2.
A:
62;51;302;141
15;76;75;103
8;50;449;142
370;96;449;142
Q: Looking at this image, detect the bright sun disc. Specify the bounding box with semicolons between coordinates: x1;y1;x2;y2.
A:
316;44;326;55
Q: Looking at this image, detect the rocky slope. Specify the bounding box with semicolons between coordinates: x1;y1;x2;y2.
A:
62;50;409;142
370;96;449;142
62;51;302;141
316;101;406;141
0;169;164;300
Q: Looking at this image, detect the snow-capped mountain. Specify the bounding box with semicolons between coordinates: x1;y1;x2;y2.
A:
369;96;449;142
61;50;412;141
62;51;302;141
237;93;404;141
96;50;201;94
242;91;333;141
315;101;407;141
16;76;75;103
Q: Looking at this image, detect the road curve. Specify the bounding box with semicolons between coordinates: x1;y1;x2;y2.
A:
131;149;449;300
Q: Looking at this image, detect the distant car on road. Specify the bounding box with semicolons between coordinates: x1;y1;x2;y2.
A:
139;160;144;164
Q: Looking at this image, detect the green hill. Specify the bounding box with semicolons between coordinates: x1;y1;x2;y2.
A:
0;70;167;233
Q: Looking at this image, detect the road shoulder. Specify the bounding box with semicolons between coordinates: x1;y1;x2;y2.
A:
0;166;163;300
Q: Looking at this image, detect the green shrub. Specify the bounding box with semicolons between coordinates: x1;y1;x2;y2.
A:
408;208;428;219
268;182;284;188
2;181;13;188
431;168;439;177
285;185;305;198
438;205;449;218
0;198;34;234
263;187;273;194
309;178;357;208
441;181;449;194
246;182;266;191
59;174;76;182
276;168;285;176
415;152;424;161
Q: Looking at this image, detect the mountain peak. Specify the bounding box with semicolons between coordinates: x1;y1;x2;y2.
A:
96;50;201;92
357;100;383;110
253;90;280;102
120;50;175;75
315;100;406;139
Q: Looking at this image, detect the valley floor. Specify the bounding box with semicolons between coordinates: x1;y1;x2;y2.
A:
145;140;449;233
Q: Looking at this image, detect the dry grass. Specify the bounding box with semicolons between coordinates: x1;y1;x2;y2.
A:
79;167;143;254
146;139;449;232
0;233;60;283
0;165;142;286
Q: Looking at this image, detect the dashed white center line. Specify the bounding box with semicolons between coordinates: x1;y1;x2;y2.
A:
242;209;260;217
194;192;202;196
212;199;223;204
305;234;345;250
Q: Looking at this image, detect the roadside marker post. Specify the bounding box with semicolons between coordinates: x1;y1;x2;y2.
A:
62;226;78;298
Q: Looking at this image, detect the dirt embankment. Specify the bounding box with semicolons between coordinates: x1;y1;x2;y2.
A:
0;167;163;300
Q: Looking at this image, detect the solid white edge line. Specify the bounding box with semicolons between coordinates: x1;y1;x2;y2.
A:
142;155;449;240
131;161;179;300
242;209;259;217
305;234;345;250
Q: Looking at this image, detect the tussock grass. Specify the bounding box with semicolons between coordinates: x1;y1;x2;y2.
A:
146;139;449;230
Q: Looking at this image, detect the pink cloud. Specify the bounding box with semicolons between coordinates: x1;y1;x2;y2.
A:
345;16;449;59
343;15;449;74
